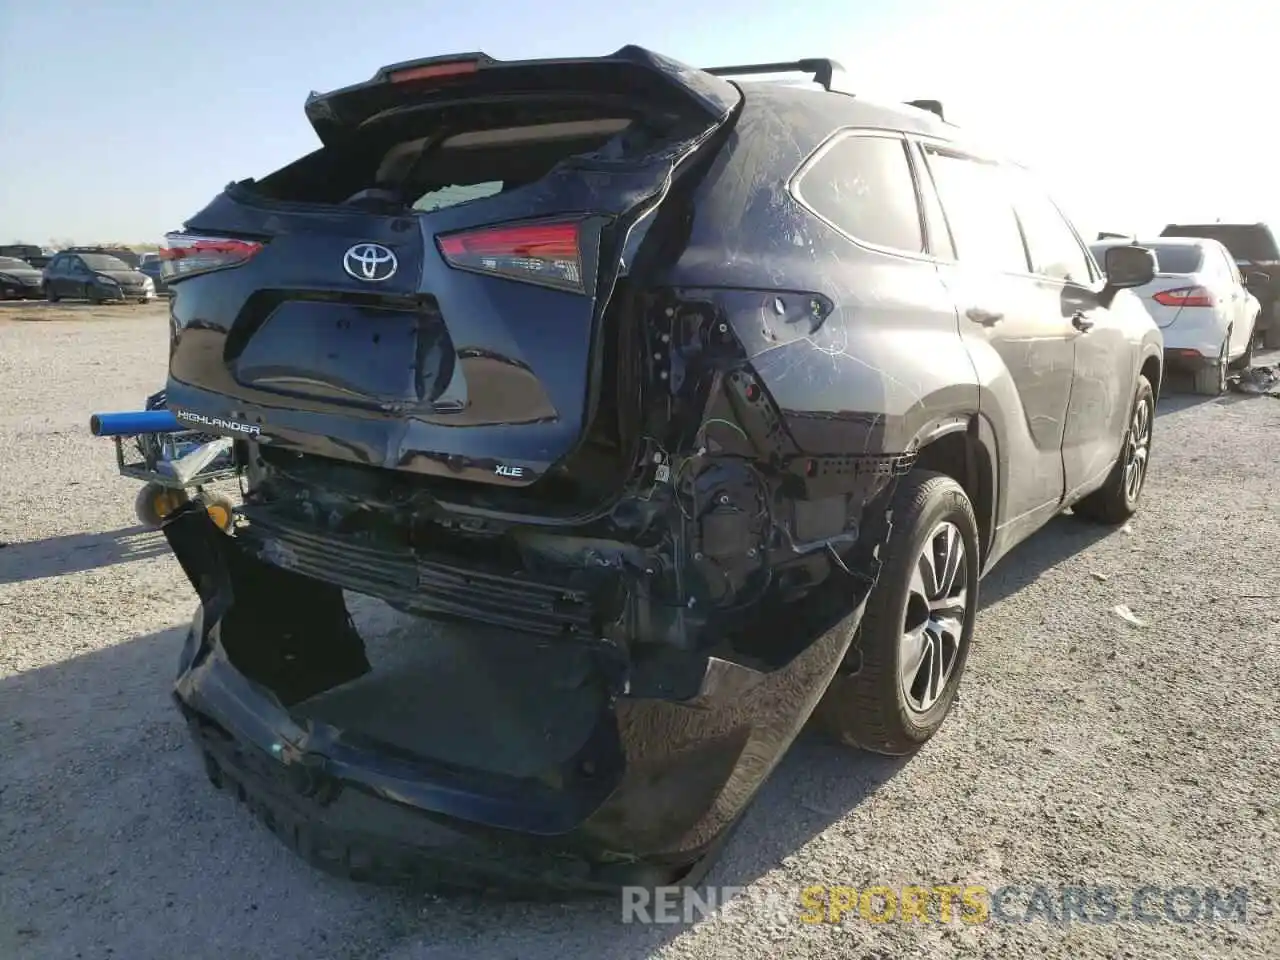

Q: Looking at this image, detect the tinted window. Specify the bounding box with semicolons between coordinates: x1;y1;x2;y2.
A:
79;254;130;271
1160;224;1280;261
0;257;31;270
924;149;1028;273
796;134;925;253
1008;172;1092;283
1149;244;1204;274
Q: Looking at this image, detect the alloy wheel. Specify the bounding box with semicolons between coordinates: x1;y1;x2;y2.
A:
1124;392;1153;503
900;521;968;714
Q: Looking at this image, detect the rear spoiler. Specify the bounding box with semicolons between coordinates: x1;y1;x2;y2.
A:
304;46;743;146
700;59;947;121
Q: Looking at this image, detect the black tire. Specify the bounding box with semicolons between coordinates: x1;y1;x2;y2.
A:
814;470;979;756
45;285;59;303
1072;373;1154;525
1192;339;1227;396
1264;303;1280;349
134;482;190;528
1229;328;1254;371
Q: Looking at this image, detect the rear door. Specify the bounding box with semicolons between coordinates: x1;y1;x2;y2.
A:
1006;167;1133;500
919;142;1076;545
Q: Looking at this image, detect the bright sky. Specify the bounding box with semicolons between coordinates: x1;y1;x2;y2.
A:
1;0;1275;245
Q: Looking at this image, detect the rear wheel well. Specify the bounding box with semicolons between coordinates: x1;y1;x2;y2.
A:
912;430;993;564
1140;355;1162;399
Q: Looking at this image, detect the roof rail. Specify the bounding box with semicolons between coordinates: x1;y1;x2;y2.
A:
906;99;945;121
702;58;845;92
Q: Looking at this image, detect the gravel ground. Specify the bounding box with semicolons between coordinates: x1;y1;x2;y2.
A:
2;302;1278;960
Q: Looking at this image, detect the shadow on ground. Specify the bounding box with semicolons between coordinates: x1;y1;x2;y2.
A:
0;500;1125;959
0;525;167;585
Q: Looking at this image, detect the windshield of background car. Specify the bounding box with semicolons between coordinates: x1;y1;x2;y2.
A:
0;258;33;270
80;255;130;271
1160;225;1280;262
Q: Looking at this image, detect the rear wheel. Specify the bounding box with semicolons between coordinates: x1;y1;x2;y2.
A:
1192;340;1227;396
815;471;979;756
1229;328;1254;371
1073;374;1154;525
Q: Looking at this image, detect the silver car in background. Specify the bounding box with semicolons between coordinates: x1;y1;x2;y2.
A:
1090;236;1261;395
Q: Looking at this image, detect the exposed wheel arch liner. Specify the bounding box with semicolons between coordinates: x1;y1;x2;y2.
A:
905;412;998;569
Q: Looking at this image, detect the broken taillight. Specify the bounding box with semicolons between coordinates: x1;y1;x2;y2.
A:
1152;286;1213;307
436;221;584;294
159;233;264;282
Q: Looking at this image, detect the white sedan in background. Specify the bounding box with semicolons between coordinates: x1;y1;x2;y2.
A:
1090;236;1261;395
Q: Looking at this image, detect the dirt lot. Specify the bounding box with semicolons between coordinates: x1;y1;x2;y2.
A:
2;302;1278;960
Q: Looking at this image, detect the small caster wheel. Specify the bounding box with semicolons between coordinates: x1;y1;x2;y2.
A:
201;493;237;533
135;482;190;528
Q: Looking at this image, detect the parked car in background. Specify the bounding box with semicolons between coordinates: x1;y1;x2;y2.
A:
0;243;46;263
0;256;45;299
136;252;168;294
1159;222;1280;348
1090;237;1259;394
157;46;1164;892
60;245;143;269
42;250;155;303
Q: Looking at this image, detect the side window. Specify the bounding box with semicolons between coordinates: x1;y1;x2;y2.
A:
1008;171;1093;283
908;141;955;260
1221;247;1243;286
794;133;925;254
923;148;1029;274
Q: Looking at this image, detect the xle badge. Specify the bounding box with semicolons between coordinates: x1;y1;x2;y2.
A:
495;464;524;478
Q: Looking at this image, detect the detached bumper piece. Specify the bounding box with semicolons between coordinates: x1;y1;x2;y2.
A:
161;503;872;895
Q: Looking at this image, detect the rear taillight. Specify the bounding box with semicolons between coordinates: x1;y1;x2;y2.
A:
159;233;263;282
1152;286;1213;307
436;220;584;294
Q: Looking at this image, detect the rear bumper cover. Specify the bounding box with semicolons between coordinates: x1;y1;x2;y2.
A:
162;504;872;892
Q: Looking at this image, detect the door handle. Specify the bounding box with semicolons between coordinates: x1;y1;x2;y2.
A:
966;307;1003;326
1071;311;1095;332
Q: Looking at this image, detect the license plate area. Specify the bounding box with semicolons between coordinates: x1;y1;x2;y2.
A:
231;300;457;409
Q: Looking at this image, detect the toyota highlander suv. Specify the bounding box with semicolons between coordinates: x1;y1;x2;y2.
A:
154;47;1162;893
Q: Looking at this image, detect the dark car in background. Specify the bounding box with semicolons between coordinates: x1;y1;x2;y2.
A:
0;256;45;299
1159;222;1280;347
60;245;143;269
136;252;168;294
156;46;1162;893
43;250;155;303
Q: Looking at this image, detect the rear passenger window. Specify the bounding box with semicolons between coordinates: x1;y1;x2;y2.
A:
924;148;1028;274
1008;170;1093;283
794;134;925;254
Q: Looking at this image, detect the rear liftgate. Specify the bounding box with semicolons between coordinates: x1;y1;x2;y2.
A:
161;50;902;893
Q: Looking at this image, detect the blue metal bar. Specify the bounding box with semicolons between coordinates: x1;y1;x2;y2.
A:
89;409;182;437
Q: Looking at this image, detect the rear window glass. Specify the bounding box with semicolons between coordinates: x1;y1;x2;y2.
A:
1145;244;1204;274
411;181;505;212
1159;225;1279;261
794;133;925;253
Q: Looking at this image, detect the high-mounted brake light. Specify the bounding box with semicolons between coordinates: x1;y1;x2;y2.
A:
389;61;478;84
436;221;584;294
159;233;264;282
1152;286;1213;308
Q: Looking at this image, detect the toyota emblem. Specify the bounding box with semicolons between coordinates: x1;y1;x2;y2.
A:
342;243;398;282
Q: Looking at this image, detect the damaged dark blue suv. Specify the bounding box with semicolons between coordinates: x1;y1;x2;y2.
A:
156;47;1163;893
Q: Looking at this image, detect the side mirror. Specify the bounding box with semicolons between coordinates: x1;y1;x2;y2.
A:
1103;245;1157;288
1246;271;1271;286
